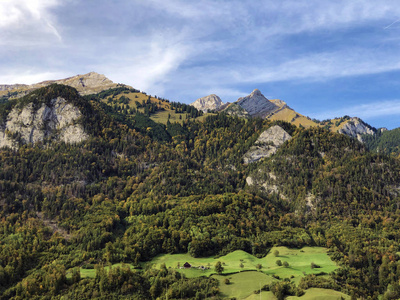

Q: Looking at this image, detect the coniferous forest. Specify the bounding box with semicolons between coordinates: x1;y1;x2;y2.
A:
1;84;400;299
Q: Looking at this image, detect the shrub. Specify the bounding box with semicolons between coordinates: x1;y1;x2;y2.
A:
276;260;282;266
283;261;289;268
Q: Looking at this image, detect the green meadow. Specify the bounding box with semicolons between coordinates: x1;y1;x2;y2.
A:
146;246;342;299
244;288;350;300
213;271;277;299
147;246;337;282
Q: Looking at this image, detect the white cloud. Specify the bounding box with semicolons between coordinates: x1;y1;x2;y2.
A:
0;70;68;85
101;33;193;95
0;0;62;44
312;100;400;121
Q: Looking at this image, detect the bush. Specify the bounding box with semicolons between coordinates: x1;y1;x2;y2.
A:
224;278;230;285
256;264;262;270
283;261;289;268
273;250;279;257
311;262;320;269
276;260;282;266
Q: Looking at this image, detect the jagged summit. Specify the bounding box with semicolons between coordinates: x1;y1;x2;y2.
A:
250;89;262;96
235;89;279;118
191;94;224;112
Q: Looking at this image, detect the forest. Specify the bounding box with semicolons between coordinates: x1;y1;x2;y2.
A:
1;84;400;299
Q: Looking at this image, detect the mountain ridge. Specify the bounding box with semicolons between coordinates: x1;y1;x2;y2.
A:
192;88;376;140
0;72;126;100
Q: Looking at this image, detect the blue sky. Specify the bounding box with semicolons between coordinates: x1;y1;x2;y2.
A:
1;0;400;129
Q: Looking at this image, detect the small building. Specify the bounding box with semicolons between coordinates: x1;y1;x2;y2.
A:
183;262;192;269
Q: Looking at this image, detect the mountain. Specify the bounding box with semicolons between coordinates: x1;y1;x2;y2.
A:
235;89;279;118
212;89;376;141
2;74;400;299
191;94;223;112
0;72;124;101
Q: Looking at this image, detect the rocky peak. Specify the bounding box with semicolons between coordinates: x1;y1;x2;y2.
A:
0;72;123;98
251;89;262;96
338;117;376;142
236;89;279;118
191;94;224;112
34;72;120;95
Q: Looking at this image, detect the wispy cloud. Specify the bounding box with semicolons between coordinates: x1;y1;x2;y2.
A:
0;69;67;85
312;100;400;121
0;0;62;44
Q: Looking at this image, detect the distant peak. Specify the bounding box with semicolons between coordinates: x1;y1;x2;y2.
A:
251;89;262;96
191;94;224;112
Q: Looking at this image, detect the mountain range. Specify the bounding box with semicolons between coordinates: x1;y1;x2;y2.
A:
191;88;377;143
1;72;400;299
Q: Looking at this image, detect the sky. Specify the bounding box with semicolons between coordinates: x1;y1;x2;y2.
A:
1;0;400;129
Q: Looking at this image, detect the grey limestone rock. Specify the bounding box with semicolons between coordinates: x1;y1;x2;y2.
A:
338;117;375;142
236;89;278;118
0;97;88;149
191;94;224;112
243;125;292;164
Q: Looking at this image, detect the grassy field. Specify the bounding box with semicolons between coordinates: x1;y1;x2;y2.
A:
243;288;350;300
150;110;189;124
146;246;337;282
287;288;351;300
262;246;338;285
213;271;277;299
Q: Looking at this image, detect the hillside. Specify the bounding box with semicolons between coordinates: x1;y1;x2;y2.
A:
1;80;400;299
0;72;123;101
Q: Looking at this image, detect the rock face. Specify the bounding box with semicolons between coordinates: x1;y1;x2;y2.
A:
191;94;224;112
236;89;278;118
243;125;292;164
0;97;88;148
338;117;375;142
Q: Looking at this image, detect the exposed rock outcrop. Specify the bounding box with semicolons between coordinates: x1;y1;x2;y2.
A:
236;89;279;118
243;125;292;164
191;94;224;112
338;117;375;142
0;97;88;149
246;171;287;200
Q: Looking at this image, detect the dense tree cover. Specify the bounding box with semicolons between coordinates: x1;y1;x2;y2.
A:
363;127;400;157
1;85;400;298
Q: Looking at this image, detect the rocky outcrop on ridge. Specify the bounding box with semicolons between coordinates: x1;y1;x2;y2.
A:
236;89;279;118
338;117;375;142
0;72;123;99
0;97;88;149
191;94;224;112
243;125;292;164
